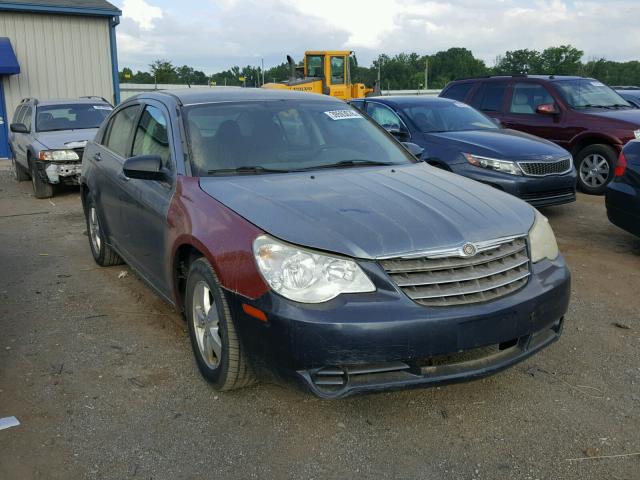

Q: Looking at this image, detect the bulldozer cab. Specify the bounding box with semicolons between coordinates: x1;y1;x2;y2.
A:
304;51;351;99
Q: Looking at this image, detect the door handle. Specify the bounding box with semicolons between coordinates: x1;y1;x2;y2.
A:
93;152;102;161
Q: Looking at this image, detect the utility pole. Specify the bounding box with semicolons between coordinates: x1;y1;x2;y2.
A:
261;58;265;86
424;58;428;90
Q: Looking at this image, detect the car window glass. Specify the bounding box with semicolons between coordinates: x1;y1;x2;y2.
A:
471;82;507;112
404;102;497;132
351;101;365;112
366;103;404;130
555;79;630;108
35;104;111;132
330;56;345;84
185;100;415;176
510;83;555;114
442;83;473;101
22;107;32;131
132;105;171;169
13;105;25;124
104;105;139;157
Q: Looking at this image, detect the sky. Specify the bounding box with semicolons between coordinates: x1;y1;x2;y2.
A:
113;0;640;74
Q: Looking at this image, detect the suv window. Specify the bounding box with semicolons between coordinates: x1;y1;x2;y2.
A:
510;83;555;114
366;103;404;131
132;105;171;169
471;82;508;112
22;106;32;131
13;105;25;125
104;105;139;157
442;83;473;101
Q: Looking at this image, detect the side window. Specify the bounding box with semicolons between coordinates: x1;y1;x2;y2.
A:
351;100;365;112
307;55;324;77
471;82;508;112
330;56;345;84
104;105;139;157
367;103;404;130
22;107;32;131
132;105;171;169
510;83;556;114
442;83;473;101
13;105;25;124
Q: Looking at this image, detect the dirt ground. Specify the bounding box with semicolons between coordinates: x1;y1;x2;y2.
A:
0;160;639;480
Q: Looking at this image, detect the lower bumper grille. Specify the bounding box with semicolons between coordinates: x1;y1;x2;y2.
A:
380;237;531;307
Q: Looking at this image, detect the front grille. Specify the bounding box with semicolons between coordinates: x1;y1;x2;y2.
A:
518;157;572;176
380;238;530;307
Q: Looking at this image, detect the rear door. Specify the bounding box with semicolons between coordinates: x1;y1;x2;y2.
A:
9;105;25;163
469;81;509;121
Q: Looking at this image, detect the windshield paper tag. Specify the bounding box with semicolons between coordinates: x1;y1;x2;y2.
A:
454;102;470;108
93;105;112;110
324;110;363;120
590;81;605;87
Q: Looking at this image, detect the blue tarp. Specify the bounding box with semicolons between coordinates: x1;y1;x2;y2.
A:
0;38;20;75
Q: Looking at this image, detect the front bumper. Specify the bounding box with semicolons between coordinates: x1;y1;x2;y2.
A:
606;180;640;237
36;161;82;185
227;256;571;398
450;163;577;207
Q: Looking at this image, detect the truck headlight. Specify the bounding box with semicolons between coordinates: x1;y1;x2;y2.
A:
529;210;559;262
464;153;522;176
38;150;80;161
253;235;375;303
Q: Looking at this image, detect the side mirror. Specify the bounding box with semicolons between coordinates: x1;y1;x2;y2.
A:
401;142;424;158
536;103;559;115
10;123;28;134
386;126;410;142
123;154;165;181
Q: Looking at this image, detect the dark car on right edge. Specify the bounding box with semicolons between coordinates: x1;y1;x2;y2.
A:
441;75;640;194
606;140;640;237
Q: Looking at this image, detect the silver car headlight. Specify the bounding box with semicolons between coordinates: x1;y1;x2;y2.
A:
464;153;523;176
529;210;559;262
634;129;640;140
253;235;375;303
38;149;80;161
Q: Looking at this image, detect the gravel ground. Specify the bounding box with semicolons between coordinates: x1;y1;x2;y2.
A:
0;161;639;480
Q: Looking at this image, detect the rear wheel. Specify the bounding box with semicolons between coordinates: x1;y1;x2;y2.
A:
185;257;255;391
575;144;616;195
12;157;30;181
85;196;123;266
29;157;53;199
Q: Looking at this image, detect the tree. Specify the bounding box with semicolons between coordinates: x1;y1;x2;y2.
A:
149;59;177;84
539;45;583;75
176;65;195;85
494;49;542;74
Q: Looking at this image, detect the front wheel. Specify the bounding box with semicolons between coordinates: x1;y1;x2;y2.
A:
12;157;30;182
29;160;53;198
84;196;123;266
185;258;255;391
575;144;616;195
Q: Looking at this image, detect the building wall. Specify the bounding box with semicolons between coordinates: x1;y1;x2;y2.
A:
0;11;114;121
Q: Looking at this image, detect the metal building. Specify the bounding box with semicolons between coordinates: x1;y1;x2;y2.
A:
0;0;121;158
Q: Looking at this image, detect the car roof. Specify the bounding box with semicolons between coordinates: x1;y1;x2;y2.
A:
450;75;586;83
32;98;111;107
135;87;347;106
358;95;456;108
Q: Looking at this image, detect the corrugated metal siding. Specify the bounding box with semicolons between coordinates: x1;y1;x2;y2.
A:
0;12;114;121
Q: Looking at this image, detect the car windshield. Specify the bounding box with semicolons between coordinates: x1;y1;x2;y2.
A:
184;100;415;175
36;103;112;132
402;101;498;133
554;79;631;109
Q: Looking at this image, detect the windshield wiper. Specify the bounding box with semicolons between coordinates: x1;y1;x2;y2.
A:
298;159;396;171
207;166;290;175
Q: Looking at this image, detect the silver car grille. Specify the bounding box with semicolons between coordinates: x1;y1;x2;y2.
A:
518;157;572;176
380;237;530;307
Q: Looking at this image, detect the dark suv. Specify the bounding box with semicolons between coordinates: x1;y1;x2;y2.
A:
441;76;640;194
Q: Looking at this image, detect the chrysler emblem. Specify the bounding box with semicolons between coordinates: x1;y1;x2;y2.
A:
462;243;477;257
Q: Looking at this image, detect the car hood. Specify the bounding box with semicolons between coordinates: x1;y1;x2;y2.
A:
34;128;99;149
198;163;535;259
581;108;640;126
425;129;568;160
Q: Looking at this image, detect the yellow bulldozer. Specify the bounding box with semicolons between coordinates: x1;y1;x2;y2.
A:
262;50;380;100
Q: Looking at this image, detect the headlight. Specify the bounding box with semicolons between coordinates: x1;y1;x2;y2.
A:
464;153;522;176
529;210;559;262
634;129;640;140
253;235;375;303
38;150;80;161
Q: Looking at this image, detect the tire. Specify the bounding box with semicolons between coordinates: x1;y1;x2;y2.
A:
84;196;123;267
575;144;616;195
185;257;255;391
12;157;30;182
29;157;53;199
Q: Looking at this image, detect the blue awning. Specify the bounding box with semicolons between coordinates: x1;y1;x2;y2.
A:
0;38;20;75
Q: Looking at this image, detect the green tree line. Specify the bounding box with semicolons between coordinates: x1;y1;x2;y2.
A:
119;45;640;89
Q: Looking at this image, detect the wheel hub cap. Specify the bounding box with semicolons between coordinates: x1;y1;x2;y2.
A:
89;207;101;253
580;154;610;188
192;280;222;369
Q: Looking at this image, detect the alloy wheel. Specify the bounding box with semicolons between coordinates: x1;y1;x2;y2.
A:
191;280;222;369
88;206;102;254
579;153;610;188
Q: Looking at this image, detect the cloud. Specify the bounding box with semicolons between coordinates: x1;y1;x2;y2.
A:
113;0;640;73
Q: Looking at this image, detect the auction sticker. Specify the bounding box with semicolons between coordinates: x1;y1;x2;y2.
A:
324;110;363;120
93;105;113;110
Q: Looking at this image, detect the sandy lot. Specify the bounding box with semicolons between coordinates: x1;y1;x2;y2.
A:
1;162;639;479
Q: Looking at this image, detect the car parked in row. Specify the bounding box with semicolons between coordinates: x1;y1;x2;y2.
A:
9;96;113;198
80;88;570;398
440;75;640;195
613;86;640;108
352;96;576;208
606;140;640;237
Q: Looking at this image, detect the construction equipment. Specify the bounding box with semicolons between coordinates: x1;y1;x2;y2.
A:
262;50;380;100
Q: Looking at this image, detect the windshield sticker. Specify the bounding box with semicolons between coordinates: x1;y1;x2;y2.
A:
590;81;605;87
324;110;363;120
93;105;112;110
454;102;470;108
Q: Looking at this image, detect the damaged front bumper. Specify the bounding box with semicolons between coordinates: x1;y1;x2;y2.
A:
37;161;82;185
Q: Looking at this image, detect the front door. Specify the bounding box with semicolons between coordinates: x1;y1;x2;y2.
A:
0;80;9;158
